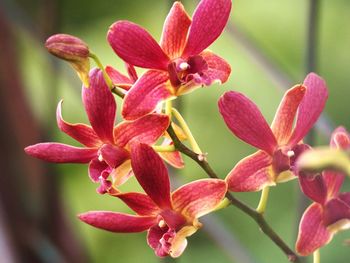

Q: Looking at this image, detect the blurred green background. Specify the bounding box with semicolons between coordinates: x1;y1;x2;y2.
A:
1;0;350;262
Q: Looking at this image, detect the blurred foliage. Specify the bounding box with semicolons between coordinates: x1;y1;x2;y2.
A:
12;0;350;262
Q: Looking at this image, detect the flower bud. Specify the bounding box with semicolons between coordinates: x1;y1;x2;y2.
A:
45;34;90;86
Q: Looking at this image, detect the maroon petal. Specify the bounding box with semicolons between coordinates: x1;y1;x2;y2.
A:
160;2;191;59
322;170;344;199
99;144;130;168
271;85;306;145
296;203;332;256
78;211;156;233
82;68;116;143
88;158;109;182
107;21;169;70
218;91;277;154
159;139;184;169
298;172;327;204
130;143;172;209
339;192;350;205
147;225;172;257
114;114;170;148
226;151;275;192
25;143;97;163
172;179;227;218
288;73;328;146
116;192;160;216
182;0;232;57
106;65;133;90
56;100;101;147
324;197;350;227
122;70;174;120
330;126;350;149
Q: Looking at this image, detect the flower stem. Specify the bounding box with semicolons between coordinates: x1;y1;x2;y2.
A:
256;186;270;214
165;100;172;118
152;145;176;152
313;250;320;263
171;108;202;154
212;197;231;212
166;124;300;262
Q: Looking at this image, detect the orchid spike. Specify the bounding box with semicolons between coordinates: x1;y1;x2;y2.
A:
79;143;227;258
25;68;172;194
107;0;232;120
296;127;350;255
218;73;328;192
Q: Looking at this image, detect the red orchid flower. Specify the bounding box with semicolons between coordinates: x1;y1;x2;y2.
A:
25;68;172;193
296;127;350;255
79;143;227;257
218;73;328;192
107;0;232;120
106;63;138;91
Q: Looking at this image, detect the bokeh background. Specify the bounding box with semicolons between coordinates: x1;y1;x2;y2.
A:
0;0;349;262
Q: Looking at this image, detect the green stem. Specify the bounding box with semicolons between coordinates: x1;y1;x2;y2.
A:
313;250;320;263
166;124;299;262
256;186;270;214
165;100;172;117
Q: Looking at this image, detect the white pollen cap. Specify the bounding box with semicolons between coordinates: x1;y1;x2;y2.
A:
179;62;189;71
287;150;295;157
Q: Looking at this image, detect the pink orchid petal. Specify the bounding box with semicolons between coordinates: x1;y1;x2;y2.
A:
182;0;232;57
25;143;97;163
116;192;160;216
296;203;332;256
56;100;101;147
106;65;133;90
130;143;172;209
226;151;274;192
114;113;170;148
78;211;156;233
288;73;328;146
147;225;172;257
82;68;116;143
218;91;277;154
172;179;227;218
126;63;138;82
159;139;184;169
107;21;169;70
271;85;306;145
122;70;174;120
330;126;350;149
99;144;130;168
88;158;109;182
160;2;191;59
298;172;327;204
339;192;350;205
322;170;344;199
324;197;350;226
198;50;231;86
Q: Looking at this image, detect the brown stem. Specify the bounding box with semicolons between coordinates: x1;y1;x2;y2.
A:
167;124;300;262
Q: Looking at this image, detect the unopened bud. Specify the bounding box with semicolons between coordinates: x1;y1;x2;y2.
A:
45;34;90;86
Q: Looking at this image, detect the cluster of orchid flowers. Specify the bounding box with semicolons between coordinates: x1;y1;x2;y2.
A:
25;0;350;261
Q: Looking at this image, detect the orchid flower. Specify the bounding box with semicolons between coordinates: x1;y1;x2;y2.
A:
107;0;232;120
79;143;227;258
296;127;350;255
218;73;328;192
106;63;138;91
25;68;176;193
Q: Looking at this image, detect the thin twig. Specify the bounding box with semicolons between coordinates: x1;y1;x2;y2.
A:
167;125;300;262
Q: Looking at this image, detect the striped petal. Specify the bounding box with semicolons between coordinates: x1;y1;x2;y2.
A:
116;192;160;216
298;172;327;204
324;197;350;228
106;65;133;90
159;138;184;169
99;144;130;168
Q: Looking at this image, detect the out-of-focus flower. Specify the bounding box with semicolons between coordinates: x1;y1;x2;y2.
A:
218;73;328;192
296;127;350;255
25;68;171;193
45;34;90;86
107;0;232;120
79;143;227;257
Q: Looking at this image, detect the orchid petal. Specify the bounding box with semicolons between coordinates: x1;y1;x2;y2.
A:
56;100;101;147
182;0;232;57
330;126;350;149
160;2;191;59
114;113;169;148
298;172;327;204
271;85;306;145
116;192;160;216
106;66;133;90
226;151;275;192
288;73;328;146
324;197;350;227
130;143;172;209
339;192;350;205
172;179;227;218
108;21;169;70
296;203;332;256
88;158;109;182
25;143;97;163
218;91;277;154
122;70;174;120
82;68;116;143
147;225;172;257
99;144;130;168
159;139;184;169
322;170;344;199
110;160;133;187
78;211;156;233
